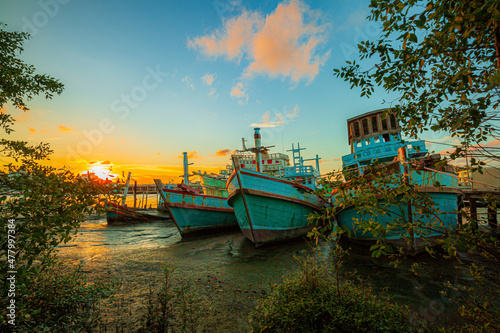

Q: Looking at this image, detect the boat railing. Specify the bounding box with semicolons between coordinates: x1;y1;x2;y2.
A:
343;140;428;166
267;153;289;161
284;165;320;178
234;152;289;161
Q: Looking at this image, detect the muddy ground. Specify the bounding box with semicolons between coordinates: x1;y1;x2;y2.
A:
57;219;323;332
56;217;471;331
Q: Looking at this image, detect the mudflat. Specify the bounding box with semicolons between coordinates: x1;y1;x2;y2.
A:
57;219;319;331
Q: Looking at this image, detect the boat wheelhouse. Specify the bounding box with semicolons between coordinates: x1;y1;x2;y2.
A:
343;108;428;179
333;109;461;253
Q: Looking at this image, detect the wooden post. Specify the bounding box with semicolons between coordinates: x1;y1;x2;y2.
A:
470;198;478;229
457;197;464;228
122;172;132;206
133;180;137;208
398;147;415;254
488;206;498;228
145;184;149;209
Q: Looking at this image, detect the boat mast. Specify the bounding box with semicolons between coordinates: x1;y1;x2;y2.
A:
288;143;306;167
254;128;263;172
181;152;193;185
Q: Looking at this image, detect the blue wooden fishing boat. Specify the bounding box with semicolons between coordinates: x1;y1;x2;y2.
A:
105;201;170;224
154;152;237;236
227;128;325;246
193;166;232;197
333;109;461;252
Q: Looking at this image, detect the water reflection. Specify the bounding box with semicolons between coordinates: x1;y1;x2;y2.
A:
57;216;180;264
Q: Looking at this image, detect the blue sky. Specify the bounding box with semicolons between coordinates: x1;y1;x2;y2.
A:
1;0;455;183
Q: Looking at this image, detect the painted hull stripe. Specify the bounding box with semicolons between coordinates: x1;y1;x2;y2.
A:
162;188;227;200
227;170;314;193
228;188;322;210
167;202;234;213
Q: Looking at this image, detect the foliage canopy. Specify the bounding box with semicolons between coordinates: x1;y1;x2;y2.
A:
335;0;500;162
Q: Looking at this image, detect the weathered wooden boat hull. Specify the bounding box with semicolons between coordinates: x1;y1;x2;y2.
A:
336;191;458;240
198;174;229;197
334;171;461;253
162;189;237;235
106;203;170;224
227;168;324;246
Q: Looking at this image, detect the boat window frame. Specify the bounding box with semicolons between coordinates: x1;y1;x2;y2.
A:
362;118;369;135
371;116;378;133
390;114;397;129
353;122;360;137
381;117;388;131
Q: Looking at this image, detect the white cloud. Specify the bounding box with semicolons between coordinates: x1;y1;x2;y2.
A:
202;73;217;86
182;75;195;90
251;105;299;127
188;0;329;86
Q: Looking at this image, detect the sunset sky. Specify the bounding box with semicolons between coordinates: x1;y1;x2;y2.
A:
1;0;493;183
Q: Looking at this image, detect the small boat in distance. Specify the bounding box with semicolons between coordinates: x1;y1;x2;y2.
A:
333;108;461;253
227;128;325;247
154;152;237;236
193;165;232;197
105;172;170;224
105;201;170;223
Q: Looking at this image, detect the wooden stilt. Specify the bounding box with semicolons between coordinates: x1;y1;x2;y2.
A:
457;198;464;227
470;199;478;229
134;180;137;208
488;206;498;228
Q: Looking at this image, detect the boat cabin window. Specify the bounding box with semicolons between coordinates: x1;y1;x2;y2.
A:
371;117;378;132
353;122;360;137
374;136;380;143
365;138;370;146
383;133;390;142
381;117;388;131
390;114;397;129
356;141;362;148
362;119;369;135
407;144;413;150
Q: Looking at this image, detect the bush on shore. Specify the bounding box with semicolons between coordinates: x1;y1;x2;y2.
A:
251;253;426;333
1;264;114;332
137;265;206;333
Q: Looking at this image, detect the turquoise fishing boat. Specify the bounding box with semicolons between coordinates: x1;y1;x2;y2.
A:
227;128;325;246
105;201;170;224
154;152;237;236
105;172;169;223
193;165;232;197
333;109;461;252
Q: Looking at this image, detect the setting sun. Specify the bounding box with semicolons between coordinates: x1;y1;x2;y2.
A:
80;161;118;182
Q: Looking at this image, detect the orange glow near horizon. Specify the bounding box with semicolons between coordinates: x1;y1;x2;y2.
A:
80;162;118;181
76;161;227;185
